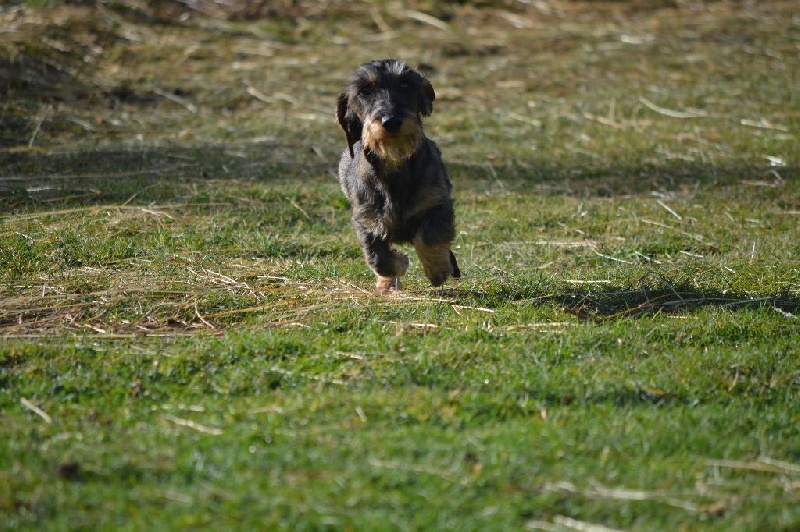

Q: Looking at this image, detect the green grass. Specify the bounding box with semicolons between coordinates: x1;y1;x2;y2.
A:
2;1;799;530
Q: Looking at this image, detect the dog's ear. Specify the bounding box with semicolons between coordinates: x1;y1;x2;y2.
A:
419;78;435;117
336;92;362;158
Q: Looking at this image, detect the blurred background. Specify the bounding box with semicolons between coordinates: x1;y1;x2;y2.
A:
1;0;797;201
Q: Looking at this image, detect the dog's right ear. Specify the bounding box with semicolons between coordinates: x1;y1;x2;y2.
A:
336;93;362;158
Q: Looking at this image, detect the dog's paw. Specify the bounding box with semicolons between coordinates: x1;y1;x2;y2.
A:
375;276;402;295
428;271;449;288
413;238;456;287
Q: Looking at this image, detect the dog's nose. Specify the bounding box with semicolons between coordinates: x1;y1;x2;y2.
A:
381;115;404;133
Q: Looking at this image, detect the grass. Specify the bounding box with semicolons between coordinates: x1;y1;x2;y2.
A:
1;0;799;529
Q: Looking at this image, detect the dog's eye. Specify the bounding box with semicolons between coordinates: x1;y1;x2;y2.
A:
358;85;373;97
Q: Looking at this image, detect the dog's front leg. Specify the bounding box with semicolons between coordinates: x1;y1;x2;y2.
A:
413;204;460;288
358;231;409;294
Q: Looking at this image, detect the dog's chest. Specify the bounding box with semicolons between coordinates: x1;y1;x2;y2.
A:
355;180;411;238
341;147;445;241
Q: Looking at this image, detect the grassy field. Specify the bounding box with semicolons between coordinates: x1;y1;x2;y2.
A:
2;0;799;529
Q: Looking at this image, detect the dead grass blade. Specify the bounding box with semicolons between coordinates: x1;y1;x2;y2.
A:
162;415;223;435
542;481;708;513
527;515;624;532
639;97;710;119
706;457;800;476
20;397;52;424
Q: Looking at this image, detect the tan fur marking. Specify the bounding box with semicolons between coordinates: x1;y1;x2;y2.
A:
412;237;453;287
362;118;421;166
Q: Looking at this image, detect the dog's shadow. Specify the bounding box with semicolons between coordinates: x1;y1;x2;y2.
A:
436;280;800;322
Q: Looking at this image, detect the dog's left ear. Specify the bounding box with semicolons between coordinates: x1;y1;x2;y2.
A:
336;92;362;158
419;78;435;117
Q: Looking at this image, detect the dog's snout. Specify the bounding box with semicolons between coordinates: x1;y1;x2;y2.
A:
381;115;404;133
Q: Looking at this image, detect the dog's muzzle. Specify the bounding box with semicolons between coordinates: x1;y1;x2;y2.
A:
363;115;422;165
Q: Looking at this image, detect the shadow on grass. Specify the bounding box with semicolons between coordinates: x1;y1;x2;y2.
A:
1;145;794;213
453;273;800;320
0;146;334;211
556;285;800;321
0;55;98;149
454;160;795;197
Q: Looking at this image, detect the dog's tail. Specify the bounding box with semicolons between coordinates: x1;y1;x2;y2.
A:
449;251;461;279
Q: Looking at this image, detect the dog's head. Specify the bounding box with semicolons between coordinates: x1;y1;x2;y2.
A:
336;59;435;165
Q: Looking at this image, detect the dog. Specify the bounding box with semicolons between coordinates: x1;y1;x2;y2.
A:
336;59;460;294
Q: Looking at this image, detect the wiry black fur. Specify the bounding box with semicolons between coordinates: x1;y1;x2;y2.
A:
336;59;460;288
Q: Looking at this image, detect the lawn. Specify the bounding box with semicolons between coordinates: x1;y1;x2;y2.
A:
1;1;799;529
